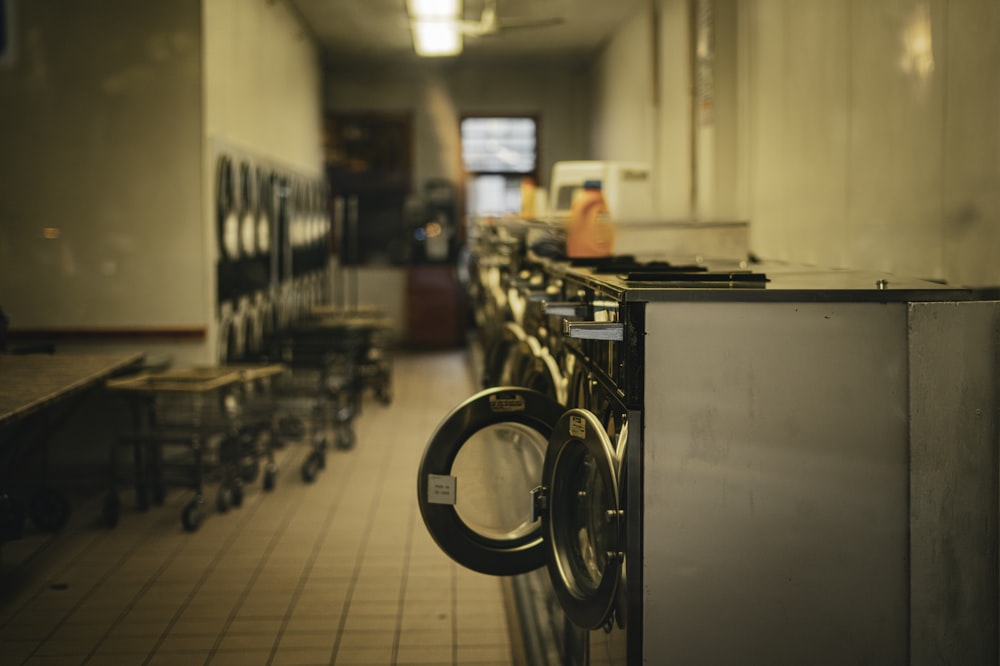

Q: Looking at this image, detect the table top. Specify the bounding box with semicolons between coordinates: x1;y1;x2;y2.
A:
0;352;145;426
106;366;242;394
105;363;286;393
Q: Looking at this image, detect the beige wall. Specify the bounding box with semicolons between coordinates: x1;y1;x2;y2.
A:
203;0;323;176
742;0;1000;285
589;0;698;220
591;0;1000;286
0;1;325;364
0;0;204;329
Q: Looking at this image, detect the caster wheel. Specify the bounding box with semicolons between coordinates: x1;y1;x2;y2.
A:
262;465;277;492
216;486;232;513
240;459;261;484
335;427;356;451
376;377;392;405
102;493;121;529
230;482;244;508
301;452;321;483
28;488;71;532
181;499;204;532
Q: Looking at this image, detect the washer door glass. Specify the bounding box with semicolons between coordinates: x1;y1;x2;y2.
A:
417;387;564;576
543;408;623;629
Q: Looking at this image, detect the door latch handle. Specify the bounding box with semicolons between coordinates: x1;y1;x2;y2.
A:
564;321;625;341
531;486;548;522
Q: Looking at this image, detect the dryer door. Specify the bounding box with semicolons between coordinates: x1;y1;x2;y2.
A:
417;387;564;576
542;408;623;630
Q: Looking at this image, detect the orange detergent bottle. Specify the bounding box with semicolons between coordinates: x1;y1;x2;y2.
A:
566;180;614;258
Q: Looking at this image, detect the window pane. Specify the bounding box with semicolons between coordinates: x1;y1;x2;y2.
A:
461;117;537;174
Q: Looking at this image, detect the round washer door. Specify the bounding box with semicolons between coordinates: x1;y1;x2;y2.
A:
542;408;623;630
417;386;564;576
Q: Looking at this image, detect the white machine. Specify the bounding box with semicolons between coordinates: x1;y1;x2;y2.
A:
547;161;655;224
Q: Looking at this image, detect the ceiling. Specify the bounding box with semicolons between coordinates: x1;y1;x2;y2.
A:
288;0;648;65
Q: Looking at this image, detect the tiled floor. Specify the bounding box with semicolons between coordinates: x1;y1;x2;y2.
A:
0;351;515;665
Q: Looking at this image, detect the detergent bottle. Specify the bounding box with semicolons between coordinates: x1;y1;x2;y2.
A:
566;180;614;258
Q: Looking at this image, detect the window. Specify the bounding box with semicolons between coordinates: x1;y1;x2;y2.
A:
461;116;538;217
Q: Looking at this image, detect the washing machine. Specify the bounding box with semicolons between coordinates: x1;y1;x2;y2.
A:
419;255;1000;665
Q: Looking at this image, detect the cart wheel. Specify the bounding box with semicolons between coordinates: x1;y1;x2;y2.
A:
263;465;277;491
230;482;244;508
216;486;232;513
181;499;204;532
335;426;356;451
28;488;71;532
301;452;322;483
376;375;393;405
102;492;121;529
240;458;261;484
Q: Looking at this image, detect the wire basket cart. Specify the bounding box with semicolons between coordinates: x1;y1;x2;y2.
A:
275;313;394;482
308;305;394;405
224;363;287;493
105;367;253;532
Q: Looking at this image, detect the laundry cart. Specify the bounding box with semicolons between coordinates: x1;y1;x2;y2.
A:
223;363;287;492
105;366;252;532
309;305;394;405
275;313;394;482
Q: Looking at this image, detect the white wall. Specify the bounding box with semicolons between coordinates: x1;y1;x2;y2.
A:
591;0;1000;286
589;0;698;220
203;0;323;176
0;1;204;330
743;0;1000;284
0;0;327;363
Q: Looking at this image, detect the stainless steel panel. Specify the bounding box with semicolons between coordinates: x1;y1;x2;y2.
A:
643;301;910;665
908;301;999;664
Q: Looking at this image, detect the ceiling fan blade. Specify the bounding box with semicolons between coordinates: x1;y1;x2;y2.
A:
496;16;565;31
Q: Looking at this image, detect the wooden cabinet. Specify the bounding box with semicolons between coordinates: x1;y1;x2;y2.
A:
405;266;465;348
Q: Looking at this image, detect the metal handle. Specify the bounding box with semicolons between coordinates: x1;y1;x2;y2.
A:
531;486;548;521
564;321;625;341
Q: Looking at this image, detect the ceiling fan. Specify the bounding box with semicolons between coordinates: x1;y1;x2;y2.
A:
458;0;565;38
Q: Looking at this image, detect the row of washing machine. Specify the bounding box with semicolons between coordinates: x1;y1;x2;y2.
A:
425;224;1000;666
214;150;332;365
217;272;329;364
215;153;330;267
449;217;628;665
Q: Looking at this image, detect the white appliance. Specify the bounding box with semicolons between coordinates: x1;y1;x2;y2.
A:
548;161;655;224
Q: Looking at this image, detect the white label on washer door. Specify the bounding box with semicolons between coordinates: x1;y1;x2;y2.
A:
427;474;457;505
489;394;525;412
569;414;587;439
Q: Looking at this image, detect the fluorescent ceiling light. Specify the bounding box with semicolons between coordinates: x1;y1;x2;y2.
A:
408;0;460;20
412;20;462;57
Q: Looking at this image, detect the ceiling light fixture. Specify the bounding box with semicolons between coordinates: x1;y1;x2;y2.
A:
408;0;462;57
